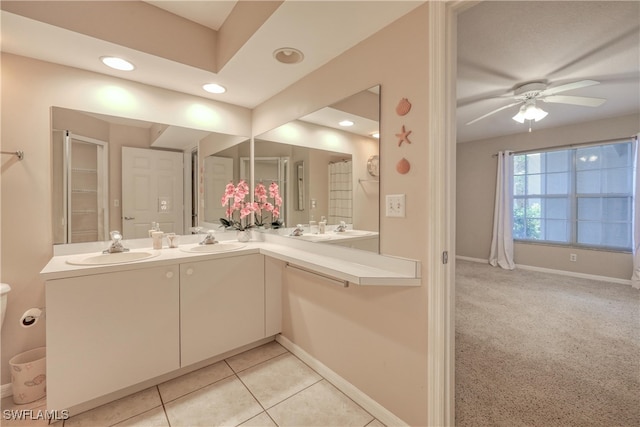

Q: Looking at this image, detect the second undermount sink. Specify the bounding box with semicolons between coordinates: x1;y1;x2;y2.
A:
181;242;247;253
67;251;158;266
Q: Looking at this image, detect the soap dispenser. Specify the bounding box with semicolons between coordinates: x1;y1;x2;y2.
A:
319;216;326;234
150;222;163;249
148;222;159;237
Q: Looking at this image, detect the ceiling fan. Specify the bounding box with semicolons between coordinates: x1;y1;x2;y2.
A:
465;79;607;126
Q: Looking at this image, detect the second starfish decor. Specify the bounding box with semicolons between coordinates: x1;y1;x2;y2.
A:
396;125;412;147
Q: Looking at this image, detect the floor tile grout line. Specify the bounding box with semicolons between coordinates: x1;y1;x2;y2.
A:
102;387;165;427
226;347;290;375
156;385;173;427
313;375;377;424
229;371;280;427
282;351;381;425
232;372;325;427
158;367;237;405
232;351;325;411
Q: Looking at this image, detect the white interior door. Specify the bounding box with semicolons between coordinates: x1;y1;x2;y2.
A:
203;156;233;224
122;147;184;238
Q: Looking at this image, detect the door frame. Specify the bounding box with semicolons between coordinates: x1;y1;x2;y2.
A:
64;130;110;243
426;1;477;425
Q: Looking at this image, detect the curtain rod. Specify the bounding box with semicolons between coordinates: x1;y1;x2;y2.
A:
492;136;636;157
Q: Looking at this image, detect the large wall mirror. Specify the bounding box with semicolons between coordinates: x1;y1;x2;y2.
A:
254;85;380;252
52;85;380;253
51;106;247;244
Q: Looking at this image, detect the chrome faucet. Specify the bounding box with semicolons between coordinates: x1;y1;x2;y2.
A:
334;221;347;233
199;230;218;245
290;224;305;236
103;231;129;254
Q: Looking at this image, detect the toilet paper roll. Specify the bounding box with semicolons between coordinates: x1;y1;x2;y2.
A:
20;308;43;328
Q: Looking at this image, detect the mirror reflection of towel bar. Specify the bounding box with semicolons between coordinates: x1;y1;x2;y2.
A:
1;150;24;160
285;262;349;288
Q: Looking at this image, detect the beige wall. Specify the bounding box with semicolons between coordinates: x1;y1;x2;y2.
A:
252;4;431;425
456;114;638;280
0;53;251;385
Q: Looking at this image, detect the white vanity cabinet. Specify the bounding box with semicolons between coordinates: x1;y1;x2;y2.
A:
180;254;266;366
46;265;180;411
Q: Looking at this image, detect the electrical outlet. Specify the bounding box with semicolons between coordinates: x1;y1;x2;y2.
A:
386;194;406;217
570;253;577;262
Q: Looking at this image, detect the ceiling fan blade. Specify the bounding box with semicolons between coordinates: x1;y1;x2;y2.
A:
540;80;600;96
541;95;606;107
465;101;522;125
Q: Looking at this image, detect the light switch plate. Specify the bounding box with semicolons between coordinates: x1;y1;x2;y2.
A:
386;194;406;217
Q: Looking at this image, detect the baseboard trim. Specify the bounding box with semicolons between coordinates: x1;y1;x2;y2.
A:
455;255;486;264
455;255;632;286
275;335;408;427
1;383;12;398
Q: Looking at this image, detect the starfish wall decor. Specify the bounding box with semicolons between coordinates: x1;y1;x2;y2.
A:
396;125;412;146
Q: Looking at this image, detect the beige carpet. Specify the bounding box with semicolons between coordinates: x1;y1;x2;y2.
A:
455;260;640;427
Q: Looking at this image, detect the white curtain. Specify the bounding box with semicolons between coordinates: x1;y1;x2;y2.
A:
631;137;640;289
328;160;352;224
489;150;515;270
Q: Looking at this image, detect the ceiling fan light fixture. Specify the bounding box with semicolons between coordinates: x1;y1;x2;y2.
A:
512;102;548;123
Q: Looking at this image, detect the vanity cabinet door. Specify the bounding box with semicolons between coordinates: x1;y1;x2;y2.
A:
180;254;265;367
46;265;180;411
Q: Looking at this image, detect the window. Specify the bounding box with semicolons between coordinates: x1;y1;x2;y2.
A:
513;141;634;251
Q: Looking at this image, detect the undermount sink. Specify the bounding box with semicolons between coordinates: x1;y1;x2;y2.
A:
67;251;158;266
181;242;247;253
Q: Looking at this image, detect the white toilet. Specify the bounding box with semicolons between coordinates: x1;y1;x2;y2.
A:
1;283;11;329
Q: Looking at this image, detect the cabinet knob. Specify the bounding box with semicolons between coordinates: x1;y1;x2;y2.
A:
186;268;194;276
166;271;174;279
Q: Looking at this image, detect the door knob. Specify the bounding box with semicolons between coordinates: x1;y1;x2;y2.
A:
124;216;135;220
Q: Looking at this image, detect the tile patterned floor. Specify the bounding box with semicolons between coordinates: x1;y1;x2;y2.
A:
1;341;385;427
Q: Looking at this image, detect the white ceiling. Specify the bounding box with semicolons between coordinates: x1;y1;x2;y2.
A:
457;1;640;143
144;1;237;31
2;1;637;144
0;1;421;109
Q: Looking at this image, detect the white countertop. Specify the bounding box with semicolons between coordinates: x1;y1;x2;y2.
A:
41;233;420;286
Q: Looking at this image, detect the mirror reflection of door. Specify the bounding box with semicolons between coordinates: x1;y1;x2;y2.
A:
121;147;184;238
52;130;109;244
203;156;233;224
252;157;288;227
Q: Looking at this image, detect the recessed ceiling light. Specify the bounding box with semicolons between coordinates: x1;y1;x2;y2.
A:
203;83;226;94
273;47;304;64
371;132;380;139
339;120;354;127
100;56;135;71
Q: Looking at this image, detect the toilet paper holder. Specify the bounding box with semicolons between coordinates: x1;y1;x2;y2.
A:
21;307;45;328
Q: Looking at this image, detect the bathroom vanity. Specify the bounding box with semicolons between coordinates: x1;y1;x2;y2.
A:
41;233;419;413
